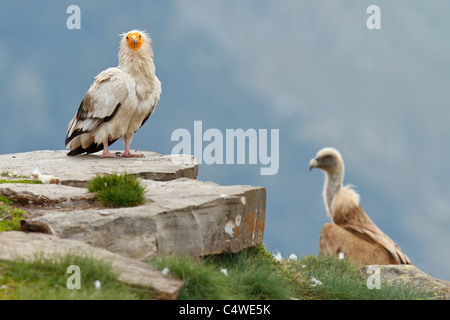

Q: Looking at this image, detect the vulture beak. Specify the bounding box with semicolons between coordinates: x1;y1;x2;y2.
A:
132;37;137;46
309;158;319;171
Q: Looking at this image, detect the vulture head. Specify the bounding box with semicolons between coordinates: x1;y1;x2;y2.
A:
309;147;346;214
119;30;153;59
309;147;344;175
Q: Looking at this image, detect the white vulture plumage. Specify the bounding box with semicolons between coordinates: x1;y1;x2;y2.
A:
65;30;161;158
309;147;411;266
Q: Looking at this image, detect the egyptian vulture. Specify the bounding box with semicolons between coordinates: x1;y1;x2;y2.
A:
309;147;411;266
65;30;161;158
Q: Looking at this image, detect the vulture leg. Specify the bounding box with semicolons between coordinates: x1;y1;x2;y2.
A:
121;135;144;158
100;139;119;158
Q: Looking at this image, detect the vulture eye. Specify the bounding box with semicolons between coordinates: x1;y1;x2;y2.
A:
126;36;129;40
139;34;142;38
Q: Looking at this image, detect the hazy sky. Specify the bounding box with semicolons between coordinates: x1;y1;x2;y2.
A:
0;1;449;280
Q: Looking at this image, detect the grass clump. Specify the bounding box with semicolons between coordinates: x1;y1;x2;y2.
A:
0;245;432;300
87;172;146;208
0;253;155;300
150;255;235;300
0;179;42;184
289;254;428;300
0;171;40;184
1;172;28;178
0;196;26;232
205;245;295;299
150;246;296;300
149;246;431;300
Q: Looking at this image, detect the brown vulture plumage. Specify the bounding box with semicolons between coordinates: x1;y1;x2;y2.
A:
309;147;411;266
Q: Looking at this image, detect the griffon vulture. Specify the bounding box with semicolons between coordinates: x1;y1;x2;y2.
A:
65;30;161;158
309;147;411;266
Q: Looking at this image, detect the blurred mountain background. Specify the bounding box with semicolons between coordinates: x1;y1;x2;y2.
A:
0;0;449;280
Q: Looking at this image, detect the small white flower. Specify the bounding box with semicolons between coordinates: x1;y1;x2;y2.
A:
161;267;170;276
338;252;344;260
94;280;101;289
309;277;323;287
273;251;283;262
288;253;298;261
220;268;228;276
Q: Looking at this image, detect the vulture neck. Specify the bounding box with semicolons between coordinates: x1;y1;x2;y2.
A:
323;163;344;217
118;44;156;88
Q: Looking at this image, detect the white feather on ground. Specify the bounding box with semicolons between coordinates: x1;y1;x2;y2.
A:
31;168;59;184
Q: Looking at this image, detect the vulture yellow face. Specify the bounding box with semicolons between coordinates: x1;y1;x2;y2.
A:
125;32;143;51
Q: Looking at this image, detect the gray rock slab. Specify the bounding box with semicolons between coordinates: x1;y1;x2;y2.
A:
0;150;198;187
3;178;266;260
0;183;94;207
360;264;450;300
0;231;183;299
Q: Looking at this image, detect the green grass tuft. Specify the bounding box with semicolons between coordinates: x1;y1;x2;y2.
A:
150;255;236;300
1;172;28;178
87;172;146;208
0;171;40;184
0;179;42;184
149;246;432;300
205;245;295;300
0;197;26;232
291;256;431;300
0;253;155;300
150;246;296;300
0;245;433;300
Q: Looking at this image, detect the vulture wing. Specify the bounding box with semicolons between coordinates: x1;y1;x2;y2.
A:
333;203;411;264
65;67;133;155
